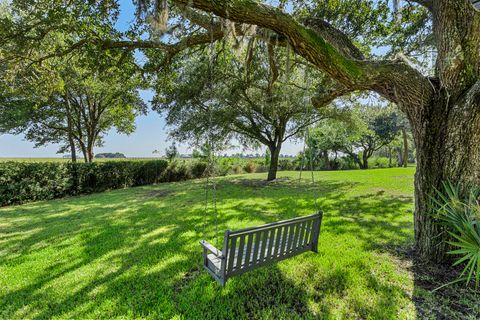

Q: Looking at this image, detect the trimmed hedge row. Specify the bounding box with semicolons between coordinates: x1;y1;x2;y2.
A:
0;160;210;206
0;155;398;206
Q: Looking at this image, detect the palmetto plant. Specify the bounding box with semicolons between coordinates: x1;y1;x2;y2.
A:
433;182;480;288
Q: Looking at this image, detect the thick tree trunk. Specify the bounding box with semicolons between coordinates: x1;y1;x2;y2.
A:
86;136;95;163
402;128;408;168
87;148;94;163
321;150;330;170
396;147;403;167
77;141;88;163
413;90;480;262
267;144;281;181
349;152;363;169
388;147;393;168
81;148;88;163
64;96;77;163
361;152;369;169
68;134;77;163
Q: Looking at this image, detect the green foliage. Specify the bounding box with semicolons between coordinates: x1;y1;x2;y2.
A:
244;161;257;174
369;156;397;168
2;156;308;206
0;161;72;205
151;38;342;180
278;158;297;171
189;161;209;178
434;182;480;287
0;160;172;206
0;3;145;162
309;104;402;169
160;161;192;182
95;153;126;159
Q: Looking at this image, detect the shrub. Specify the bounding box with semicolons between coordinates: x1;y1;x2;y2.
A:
133;160;169;185
340;157;358;170
0;160;169;206
230;164;243;175
434;182;480;287
190;161;209;178
0;162;71;205
278;159;296;171
160;161;192;182
244;161;257;173
255;163;268;173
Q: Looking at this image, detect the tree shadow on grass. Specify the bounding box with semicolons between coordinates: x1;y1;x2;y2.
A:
321;192;414;250
172;265;323;319
1;175;418;318
173;257;413;319
387;246;480;319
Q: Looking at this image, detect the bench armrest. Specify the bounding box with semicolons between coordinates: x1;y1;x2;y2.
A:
200;240;224;258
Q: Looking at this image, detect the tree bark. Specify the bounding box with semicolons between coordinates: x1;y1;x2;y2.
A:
361;152;369;169
388;147;393;168
68;133;77;163
86;132;96;163
396;147;403;167
64;96;77;163
87;146;94;163
321;150;330;170
348;152;363;169
402;128;408;168
77;140;88;163
413;86;480;262
267;143;281;181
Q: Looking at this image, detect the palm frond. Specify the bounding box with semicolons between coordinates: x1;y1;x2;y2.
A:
434;182;480;288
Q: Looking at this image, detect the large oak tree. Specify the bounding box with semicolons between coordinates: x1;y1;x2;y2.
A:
158;0;480;263
1;0;479;262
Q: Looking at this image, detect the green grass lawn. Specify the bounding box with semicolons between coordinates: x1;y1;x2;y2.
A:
1;168;478;319
0;157;162;162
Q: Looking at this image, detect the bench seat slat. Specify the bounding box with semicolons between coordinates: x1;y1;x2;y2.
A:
236;235;246;270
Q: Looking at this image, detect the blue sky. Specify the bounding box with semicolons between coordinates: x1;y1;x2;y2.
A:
0;1;305;158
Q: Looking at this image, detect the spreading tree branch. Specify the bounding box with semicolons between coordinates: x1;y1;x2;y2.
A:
171;0;435;118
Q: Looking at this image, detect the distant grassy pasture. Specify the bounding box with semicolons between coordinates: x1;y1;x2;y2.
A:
0;169;477;319
0;157;163;162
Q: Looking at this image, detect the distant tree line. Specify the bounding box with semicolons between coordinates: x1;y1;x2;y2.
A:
95;153;126;159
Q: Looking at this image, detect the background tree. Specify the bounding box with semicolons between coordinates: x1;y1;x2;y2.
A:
309;106;400;170
0;53;146;162
165;142;179;162
350;106;401;169
153;41;341;180
397;114;412;168
307;113;359;170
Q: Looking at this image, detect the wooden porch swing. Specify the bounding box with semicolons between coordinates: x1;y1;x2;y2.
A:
199;16;323;286
200;212;322;286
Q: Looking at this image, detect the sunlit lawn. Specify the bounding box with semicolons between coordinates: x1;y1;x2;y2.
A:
1;168;472;319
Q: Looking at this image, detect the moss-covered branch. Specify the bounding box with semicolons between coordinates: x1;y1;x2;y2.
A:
172;0;434;113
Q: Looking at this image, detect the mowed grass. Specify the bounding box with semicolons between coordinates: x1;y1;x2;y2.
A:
1;168;418;319
0;157;162;162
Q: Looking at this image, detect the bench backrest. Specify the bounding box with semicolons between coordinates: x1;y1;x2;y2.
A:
222;212;322;277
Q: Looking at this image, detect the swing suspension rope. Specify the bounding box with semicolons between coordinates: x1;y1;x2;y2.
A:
202;24;320;250
298;66;320;212
199;35;325;286
203;15;219;248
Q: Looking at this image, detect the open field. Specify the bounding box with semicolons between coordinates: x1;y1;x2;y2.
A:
0;157;164;162
1;168;478;319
